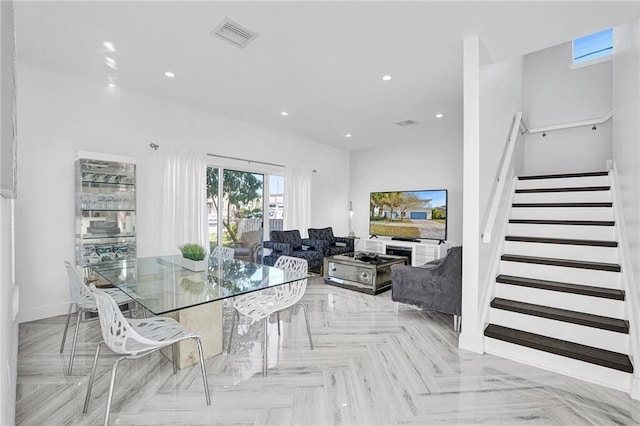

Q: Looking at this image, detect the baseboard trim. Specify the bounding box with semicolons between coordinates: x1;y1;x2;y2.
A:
630;376;640;401
458;329;484;354
17;302;69;324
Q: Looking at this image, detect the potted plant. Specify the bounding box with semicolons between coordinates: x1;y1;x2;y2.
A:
179;243;208;272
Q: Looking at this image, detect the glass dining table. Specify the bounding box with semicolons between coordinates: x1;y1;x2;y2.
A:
88;255;307;368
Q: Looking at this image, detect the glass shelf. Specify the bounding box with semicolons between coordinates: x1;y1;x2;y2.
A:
81;233;136;240
76;157;137;267
82;180;135;186
81;209;136;212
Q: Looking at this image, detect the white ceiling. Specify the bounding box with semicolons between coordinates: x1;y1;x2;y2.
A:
14;1;640;151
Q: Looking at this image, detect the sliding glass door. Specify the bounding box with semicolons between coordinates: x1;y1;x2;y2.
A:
206;167;267;259
269;175;284;232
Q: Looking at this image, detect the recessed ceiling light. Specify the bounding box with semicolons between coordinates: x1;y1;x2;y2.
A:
382;75;392;81
164;71;176;78
108;83;116;88
345;133;352;138
281;111;288;116
435;113;444;119
103;41;116;52
105;57;117;69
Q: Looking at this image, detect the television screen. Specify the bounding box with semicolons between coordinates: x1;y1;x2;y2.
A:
369;189;447;241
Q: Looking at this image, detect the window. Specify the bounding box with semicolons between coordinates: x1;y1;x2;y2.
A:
206;163;284;254
573;28;613;66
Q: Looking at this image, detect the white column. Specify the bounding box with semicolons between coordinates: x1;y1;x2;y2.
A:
459;36;484;353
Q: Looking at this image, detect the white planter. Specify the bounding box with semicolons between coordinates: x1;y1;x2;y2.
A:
181;257;207;272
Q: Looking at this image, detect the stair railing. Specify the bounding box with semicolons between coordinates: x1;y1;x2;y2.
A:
609;163;640;396
478;112;526;326
481;112;525;243
527;110;612;135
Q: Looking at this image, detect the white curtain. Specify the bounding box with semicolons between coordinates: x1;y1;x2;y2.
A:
283;168;312;236
156;146;208;255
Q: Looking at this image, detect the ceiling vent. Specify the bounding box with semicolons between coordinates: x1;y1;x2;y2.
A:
211;17;259;49
395;120;418;127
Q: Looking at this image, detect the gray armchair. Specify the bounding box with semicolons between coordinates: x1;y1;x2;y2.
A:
262;230;325;272
308;226;354;257
390;246;462;331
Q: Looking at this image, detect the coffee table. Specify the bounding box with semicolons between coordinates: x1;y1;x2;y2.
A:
323;252;407;294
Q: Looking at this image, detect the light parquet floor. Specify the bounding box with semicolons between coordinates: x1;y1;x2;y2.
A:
16;278;640;425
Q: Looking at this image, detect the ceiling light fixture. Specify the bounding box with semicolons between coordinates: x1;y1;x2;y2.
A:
382;75;392;81
435;113;444;119
164;71;176;78
281;111;288;116
105;57;117;69
103;41;116;52
108;83;115;88
345;133;352;138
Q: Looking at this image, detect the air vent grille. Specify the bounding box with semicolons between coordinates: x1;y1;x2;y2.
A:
395;120;418;127
211;17;259;49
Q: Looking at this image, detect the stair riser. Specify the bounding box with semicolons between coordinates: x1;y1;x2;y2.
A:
489;309;629;353
510;207;613;221
484;337;632;392
494;283;625;319
507;223;615;241
504;241;618;263
517;175;610;190
514;191;611;204
500;261;621;289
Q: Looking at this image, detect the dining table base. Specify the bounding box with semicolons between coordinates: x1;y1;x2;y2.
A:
161;300;223;369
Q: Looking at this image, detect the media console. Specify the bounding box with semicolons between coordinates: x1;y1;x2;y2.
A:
362;238;449;266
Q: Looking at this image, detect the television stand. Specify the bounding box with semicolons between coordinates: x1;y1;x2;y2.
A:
391;237;420;242
363;238;449;266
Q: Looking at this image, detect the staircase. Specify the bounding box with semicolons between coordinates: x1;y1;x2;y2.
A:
484;171;634;391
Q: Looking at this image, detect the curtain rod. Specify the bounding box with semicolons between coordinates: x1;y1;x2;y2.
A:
148;143;286;169
206;153;285;168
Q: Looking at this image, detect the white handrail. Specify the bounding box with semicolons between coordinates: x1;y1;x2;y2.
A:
482;112;523;243
478;173;517;326
609;164;640;397
527;110;613;135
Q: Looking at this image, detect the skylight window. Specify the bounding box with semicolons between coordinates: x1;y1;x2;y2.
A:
573;28;613;65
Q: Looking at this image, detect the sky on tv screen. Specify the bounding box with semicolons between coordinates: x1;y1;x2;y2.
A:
408;190;446;208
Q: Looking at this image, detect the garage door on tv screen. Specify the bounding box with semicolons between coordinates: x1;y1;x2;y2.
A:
369;189;447;242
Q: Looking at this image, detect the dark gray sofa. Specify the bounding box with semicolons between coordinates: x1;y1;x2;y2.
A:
390;246;462;331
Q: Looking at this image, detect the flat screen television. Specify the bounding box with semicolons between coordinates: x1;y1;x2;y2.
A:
369;189;447;241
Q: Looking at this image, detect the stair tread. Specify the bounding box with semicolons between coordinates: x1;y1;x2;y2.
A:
512;202;612;208
501;254;621;272
484;324;633;373
490;298;628;333
515;186;610;193
518;171;609;180
496;275;625;300
505;236;618;247
509;219;615;226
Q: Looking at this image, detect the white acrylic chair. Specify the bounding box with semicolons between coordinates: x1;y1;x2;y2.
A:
60;261;134;375
227;255;313;376
212;245;235;259
83;285;211;425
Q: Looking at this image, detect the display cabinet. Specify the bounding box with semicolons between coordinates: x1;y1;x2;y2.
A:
75;157;136;267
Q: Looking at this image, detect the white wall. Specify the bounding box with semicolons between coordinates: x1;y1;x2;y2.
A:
523;41;612;175
349;124;463;247
460;36;524;353
15;64;350;322
0;198;16;426
0;1;18;424
478;54;524;297
613;20;640;312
